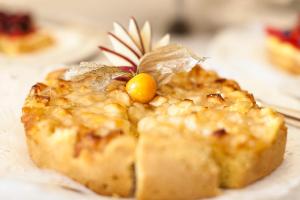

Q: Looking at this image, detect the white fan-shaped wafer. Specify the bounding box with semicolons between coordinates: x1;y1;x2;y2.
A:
141;21;152;53
101;19;171;67
108;33;140;65
113;22;142;56
128;17;144;53
100;46;137;67
154;34;170;50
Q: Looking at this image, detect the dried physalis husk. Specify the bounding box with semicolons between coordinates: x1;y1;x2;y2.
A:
63;62;132;91
139;44;206;85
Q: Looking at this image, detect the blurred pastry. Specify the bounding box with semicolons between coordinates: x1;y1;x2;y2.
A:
0;11;53;55
266;19;300;75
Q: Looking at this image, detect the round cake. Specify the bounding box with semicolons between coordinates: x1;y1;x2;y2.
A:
22;19;287;200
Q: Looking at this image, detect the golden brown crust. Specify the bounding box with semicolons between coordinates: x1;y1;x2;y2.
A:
214;124;287;188
21;65;287;199
26;128;136;196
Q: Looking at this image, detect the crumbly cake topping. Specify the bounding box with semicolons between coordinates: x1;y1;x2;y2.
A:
21;18;284;158
22;65;284;156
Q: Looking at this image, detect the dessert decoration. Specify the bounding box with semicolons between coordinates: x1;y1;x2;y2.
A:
65;43;204;103
266;17;300;74
0;10;53;55
67;18;204;102
125;73;157;103
99;18;205;102
99;17;170;67
22;18;287;200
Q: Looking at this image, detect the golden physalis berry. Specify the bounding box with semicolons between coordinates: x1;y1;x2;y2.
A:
126;73;157;103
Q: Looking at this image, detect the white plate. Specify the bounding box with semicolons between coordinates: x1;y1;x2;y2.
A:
0;19;104;67
207;24;300;110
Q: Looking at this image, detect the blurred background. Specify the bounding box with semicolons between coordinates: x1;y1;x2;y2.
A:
1;0;300;28
1;0;299;52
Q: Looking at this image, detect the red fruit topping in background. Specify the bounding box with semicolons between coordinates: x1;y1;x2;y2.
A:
266;16;300;49
0;11;35;37
265;26;281;37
